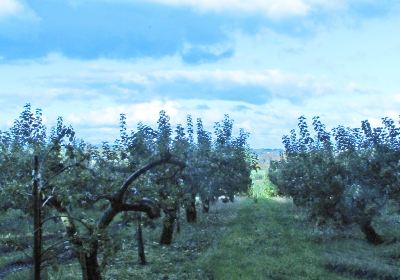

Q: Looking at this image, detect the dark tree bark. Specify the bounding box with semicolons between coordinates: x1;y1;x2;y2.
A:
160;210;176;245
48;197;102;280
185;194;197;223
137;214;146;265
202;198;210;213
33;155;42;280
78;241;102;280
221;196;229;203
176;207;181;234
360;219;384;245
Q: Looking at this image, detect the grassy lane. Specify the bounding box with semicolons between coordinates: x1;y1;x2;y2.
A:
2;197;399;279
201;198;350;280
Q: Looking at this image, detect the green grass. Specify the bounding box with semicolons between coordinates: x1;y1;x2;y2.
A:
200;198;348;280
250;169;278;198
2;198;400;279
200;198;400;280
103;201;239;279
0;201;239;279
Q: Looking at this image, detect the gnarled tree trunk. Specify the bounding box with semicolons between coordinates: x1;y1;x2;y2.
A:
160;209;176;245
360;219;384;245
48;157;179;279
137;214;146;265
185;195;197;223
78;241;102;280
202;198;210;213
176;207;181;233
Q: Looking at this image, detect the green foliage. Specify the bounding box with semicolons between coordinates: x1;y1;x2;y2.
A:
269;116;400;240
0;104;255;279
0;104;76;213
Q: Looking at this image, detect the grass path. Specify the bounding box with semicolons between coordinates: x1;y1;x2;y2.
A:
200;198;351;280
2;197;399;279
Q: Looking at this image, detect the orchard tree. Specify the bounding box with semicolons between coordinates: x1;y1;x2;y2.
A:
0;105;185;279
0;104;78;278
212;115;255;203
194;117;215;212
269;116;400;244
1;105;256;279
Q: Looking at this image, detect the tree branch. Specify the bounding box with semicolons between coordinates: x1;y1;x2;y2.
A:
114;155;185;201
42;159;89;188
120;198;161;219
97;156;185;230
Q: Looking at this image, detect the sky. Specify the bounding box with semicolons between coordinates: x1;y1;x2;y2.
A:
0;0;399;148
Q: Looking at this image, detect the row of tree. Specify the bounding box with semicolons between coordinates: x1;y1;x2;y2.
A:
269;116;400;244
0;104;257;279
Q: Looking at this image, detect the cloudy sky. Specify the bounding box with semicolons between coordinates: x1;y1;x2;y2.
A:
0;0;399;148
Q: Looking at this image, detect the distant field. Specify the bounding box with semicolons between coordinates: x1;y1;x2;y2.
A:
249;148;282;199
250;168;278;198
252;148;282;169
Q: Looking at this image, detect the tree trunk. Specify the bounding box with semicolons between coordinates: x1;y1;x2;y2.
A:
202;198;210;213
137;214;146;265
160;210;176;245
78;242;102;280
32;155;42;280
176;207;181;234
47;197;102;280
185;195;197;223
360;219;384;245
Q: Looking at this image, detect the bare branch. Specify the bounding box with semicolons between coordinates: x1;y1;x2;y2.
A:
84;194;113;204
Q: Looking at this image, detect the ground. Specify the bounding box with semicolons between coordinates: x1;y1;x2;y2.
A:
1;197;400;279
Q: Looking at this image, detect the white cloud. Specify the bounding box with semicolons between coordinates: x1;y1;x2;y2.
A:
146;0;309;18
5;53;329;99
72;0;349;18
63;67;330;94
0;0;23;17
1;52;399;148
151;69;324;87
66;100;180;127
143;0;348;18
0;0;40;22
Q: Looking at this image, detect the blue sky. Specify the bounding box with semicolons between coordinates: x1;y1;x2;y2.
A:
0;0;399;148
